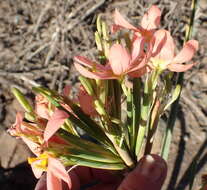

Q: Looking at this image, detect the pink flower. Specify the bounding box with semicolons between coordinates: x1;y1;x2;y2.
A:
35;94;53;120
29;154;75;190
8;112;43;155
74;38;147;79
78;86;97;116
112;5;161;41
62;85;71;97
44;109;69;142
8;112;68;154
148;29;199;72
8;112;42;137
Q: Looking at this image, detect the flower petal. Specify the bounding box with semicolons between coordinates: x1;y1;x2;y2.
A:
48;157;72;189
111;24;122;33
62;85;71;97
74;56;94;68
129;57;147;72
128;66;148;78
109;44;131;75
141;5;161;30
35;95;50;120
78;87;97;116
22;137;40;156
114;9;138;31
74;63;115;79
47;169;62;190
44;109;69;141
74;56;105;70
131;37;145;63
167;63;196;72
173;40;199;64
74;63;102;79
8;112;23;136
30;161;44;178
152;29;175;61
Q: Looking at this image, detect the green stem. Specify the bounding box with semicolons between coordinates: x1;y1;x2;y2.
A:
131;78;141;155
135;70;159;158
106;132;135;168
144;100;160;155
161;0;198;160
135;76;151;157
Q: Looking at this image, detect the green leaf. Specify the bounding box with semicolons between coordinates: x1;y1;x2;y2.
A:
60;155;126;170
95;31;103;51
67;148;122;164
164;85;181;111
96;15;102;36
59;129;117;157
11;87;33;113
79;76;95;96
131;78;141;154
33;86;114;151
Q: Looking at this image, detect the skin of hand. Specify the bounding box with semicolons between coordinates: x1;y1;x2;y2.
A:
35;154;167;190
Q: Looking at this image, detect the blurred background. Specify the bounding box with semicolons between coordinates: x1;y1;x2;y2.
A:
0;0;206;189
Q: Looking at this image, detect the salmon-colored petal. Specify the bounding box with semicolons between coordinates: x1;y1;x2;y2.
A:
109;44;131;75
74;56;94;68
47;170;62;190
152;29;175;61
141;5;161;30
16;112;23;127
62;85;71;97
22;137;41;156
20;122;42;136
111;24;122;33
173;40;199;64
74;56;105;70
30;161;44;178
129;57;147;72
167;63;196;72
8;112;23;136
44;109;69;141
131;37;144;63
74;63;115;79
36;103;50;120
78;88;97;116
48;158;72;189
74;63;102;79
35;95;51;120
114;9;138;31
128;66;148;78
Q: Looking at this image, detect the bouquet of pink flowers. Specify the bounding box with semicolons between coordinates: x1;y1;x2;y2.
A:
8;5;199;190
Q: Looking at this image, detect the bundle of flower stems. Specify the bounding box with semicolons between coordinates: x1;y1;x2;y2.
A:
8;5;198;190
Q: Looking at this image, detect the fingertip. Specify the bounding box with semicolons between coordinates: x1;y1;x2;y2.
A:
136;154;167;183
35;173;47;190
118;154;167;190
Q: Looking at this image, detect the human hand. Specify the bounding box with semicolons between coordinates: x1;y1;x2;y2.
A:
35;154;167;190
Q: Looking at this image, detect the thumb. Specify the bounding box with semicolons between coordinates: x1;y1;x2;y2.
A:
118;154;167;190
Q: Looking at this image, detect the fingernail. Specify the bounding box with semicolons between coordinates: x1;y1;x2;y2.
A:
136;155;162;182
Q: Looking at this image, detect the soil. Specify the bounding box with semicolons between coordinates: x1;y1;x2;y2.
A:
0;0;206;190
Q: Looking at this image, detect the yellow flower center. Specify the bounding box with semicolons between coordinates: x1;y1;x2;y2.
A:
28;153;48;171
151;58;168;72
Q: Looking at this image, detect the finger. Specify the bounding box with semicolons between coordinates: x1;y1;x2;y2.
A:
118;154;167;190
35;173;47;190
73;166;93;185
73;166;121;186
35;169;80;190
91;168;121;183
86;183;119;190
